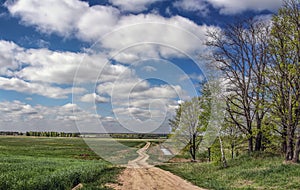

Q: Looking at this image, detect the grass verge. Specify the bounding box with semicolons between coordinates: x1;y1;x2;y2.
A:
158;154;300;189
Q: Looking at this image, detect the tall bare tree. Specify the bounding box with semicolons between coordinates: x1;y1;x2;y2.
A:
206;18;271;153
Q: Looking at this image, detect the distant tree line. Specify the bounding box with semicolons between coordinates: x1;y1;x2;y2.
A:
110;133;167;139
84;133;168;139
25;131;80;137
0;131;168;139
0;131;23;136
0;131;81;137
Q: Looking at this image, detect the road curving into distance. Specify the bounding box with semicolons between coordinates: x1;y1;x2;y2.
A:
108;142;206;190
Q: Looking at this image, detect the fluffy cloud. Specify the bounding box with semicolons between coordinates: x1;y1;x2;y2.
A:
129;84;183;99
16;49;87;84
0;100;39;122
0;40;24;76
5;0;213;59
0;100;157;133
76;5;120;41
207;0;282;15
0;39;192;103
101;14;213;62
0;77;85;99
173;0;209;15
100;13;215;62
97;78;150;98
5;0;120;41
0;40;118;99
97;77;185;122
173;0;282;15
179;73;205;82
142;66;157;72
0;101;101;132
16;48;108;84
1;0;211;133
0;40;135;85
96;64;135;83
80;93;109;103
5;0;281;55
5;0;88;36
108;0;163;12
0;101;100;122
0;100;35;113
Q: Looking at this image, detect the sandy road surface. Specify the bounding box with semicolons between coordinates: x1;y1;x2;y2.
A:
108;142;206;190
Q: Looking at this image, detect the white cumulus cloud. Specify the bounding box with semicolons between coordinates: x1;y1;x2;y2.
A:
173;0;282;15
0;40;24;76
5;0;88;36
173;0;209;15
5;0;215;59
80;93;109;103
0;77;85;99
109;0;163;12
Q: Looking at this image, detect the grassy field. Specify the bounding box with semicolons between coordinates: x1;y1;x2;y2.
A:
0;136;146;190
159;153;300;190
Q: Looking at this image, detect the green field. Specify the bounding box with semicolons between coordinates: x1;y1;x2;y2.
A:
159;154;300;190
0;136;146;190
4;136;298;190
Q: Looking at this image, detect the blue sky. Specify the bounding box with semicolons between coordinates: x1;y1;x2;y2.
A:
0;0;282;133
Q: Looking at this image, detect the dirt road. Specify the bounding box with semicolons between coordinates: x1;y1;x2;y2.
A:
108;142;206;190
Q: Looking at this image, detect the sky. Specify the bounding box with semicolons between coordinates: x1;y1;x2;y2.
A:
0;0;283;133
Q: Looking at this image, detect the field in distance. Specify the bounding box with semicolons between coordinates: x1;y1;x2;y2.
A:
0;136;150;190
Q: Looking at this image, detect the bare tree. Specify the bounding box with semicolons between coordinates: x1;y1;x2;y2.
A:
205;18;271;153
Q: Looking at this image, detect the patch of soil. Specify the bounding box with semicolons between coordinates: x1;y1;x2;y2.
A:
107;142;206;190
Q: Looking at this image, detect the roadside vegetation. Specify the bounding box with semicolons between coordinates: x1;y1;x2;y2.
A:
164;1;300;189
169;0;300;164
160;153;300;189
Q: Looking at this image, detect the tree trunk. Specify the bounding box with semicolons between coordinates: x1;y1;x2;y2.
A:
208;147;211;162
286;87;295;161
255;131;263;151
219;136;227;168
231;143;234;159
190;134;196;161
286;126;294;161
248;135;253;154
189;145;195;161
192;133;196;161
282;127;287;154
255;118;263;151
292;135;300;163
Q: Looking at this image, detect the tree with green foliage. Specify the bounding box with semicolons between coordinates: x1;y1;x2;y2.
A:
222;117;244;159
268;0;300;162
170;97;205;161
169;102;182;132
206;17;272;153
